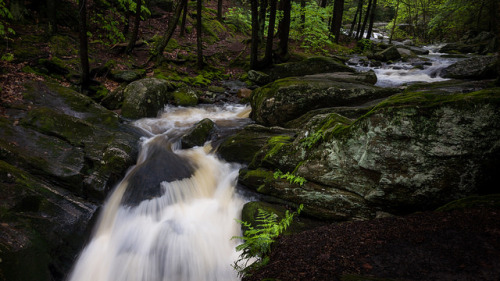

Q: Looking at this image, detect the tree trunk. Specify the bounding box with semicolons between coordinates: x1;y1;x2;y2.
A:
250;0;260;69
389;0;399;44
78;0;90;93
331;0;344;43
366;0;377;39
349;0;360;37
126;0;142;54
217;0;223;21
258;0;268;43
277;0;291;61
47;0;57;34
320;0;327;8
300;0;305;30
355;0;364;39
123;1;131;36
358;0;372;40
180;0;188;37
262;0;277;67
197;0;203;69
152;0;184;63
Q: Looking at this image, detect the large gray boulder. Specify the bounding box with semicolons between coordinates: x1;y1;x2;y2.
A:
248;56;354;85
237;86;500;221
250;74;397;127
0;81;141;280
369;45;402;62
121;78;177;119
441;55;498;80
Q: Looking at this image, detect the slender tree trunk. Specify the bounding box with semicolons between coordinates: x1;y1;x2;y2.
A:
250;0;260;69
300;0;305;30
126;0;142;54
355;0;364;39
349;1;360;37
358;0;372;40
277;0;291;61
258;0;268;43
320;0;327;8
331;0;344;43
217;0;223;21
153;0;184;63
78;0;90;92
366;0;377;39
123;1;131;36
389;0;399;44
47;0;57;34
197;0;203;69
262;0;277;67
180;0;188;37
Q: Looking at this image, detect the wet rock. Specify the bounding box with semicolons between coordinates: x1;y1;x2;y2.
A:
439;31;496;55
369;45;401;62
0;81;141;280
247;70;271;86
250;75;397;127
441;55;498;80
121;77;177;119
181;118;217;148
173;87;199;106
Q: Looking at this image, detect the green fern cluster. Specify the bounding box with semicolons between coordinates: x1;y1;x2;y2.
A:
273;170;307;186
233;204;304;277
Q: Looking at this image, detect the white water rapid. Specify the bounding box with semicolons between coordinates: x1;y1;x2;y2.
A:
351;45;465;87
68;104;252;281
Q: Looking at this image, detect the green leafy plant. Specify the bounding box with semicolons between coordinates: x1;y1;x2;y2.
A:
0;0;15;40
224;7;252;34
290;1;333;53
232;204;304;277
273;170;307;186
301;129;324;149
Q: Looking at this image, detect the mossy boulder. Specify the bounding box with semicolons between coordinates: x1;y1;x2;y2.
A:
0;80;142;280
173;87;199;106
121;77;177;119
250;75;398;127
181;118;216;148
109;69;146;82
217;125;297;164
249;56;355;85
243;86;500;219
369;45;402;62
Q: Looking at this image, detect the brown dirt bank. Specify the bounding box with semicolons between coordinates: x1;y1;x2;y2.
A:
244;208;500;281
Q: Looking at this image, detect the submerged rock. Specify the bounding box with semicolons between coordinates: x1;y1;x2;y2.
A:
181;118;217;149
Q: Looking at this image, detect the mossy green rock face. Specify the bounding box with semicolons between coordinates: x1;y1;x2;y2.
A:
250;75;397;127
122;78;177;119
369;45;402;62
173;87;199;106
0;81;141;280
249;56;355;85
110;69;146;83
241;87;500;220
217;124;297;164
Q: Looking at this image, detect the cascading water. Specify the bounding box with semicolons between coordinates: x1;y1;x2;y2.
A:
350;45;466;87
67;104;252;281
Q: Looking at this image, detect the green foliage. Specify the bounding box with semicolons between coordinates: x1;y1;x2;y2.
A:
356;38;373;53
224;7;252;34
0;0;15;40
290;1;333;53
301;129;325;149
233;204;304;277
273;170;307;186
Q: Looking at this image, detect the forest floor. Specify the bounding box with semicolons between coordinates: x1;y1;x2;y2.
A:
245;207;500;281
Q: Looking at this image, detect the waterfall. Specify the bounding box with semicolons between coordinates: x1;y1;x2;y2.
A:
67;104;252;281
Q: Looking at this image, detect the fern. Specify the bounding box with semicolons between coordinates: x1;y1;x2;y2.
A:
233;204;304;277
273;170;307;186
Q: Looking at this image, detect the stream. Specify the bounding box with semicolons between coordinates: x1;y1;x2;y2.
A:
67;42;463;281
67;105;252;281
349;45;465;87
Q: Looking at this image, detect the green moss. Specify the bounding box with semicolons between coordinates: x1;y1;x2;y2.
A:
173;88;198;106
264;135;293;161
436;194;500;211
